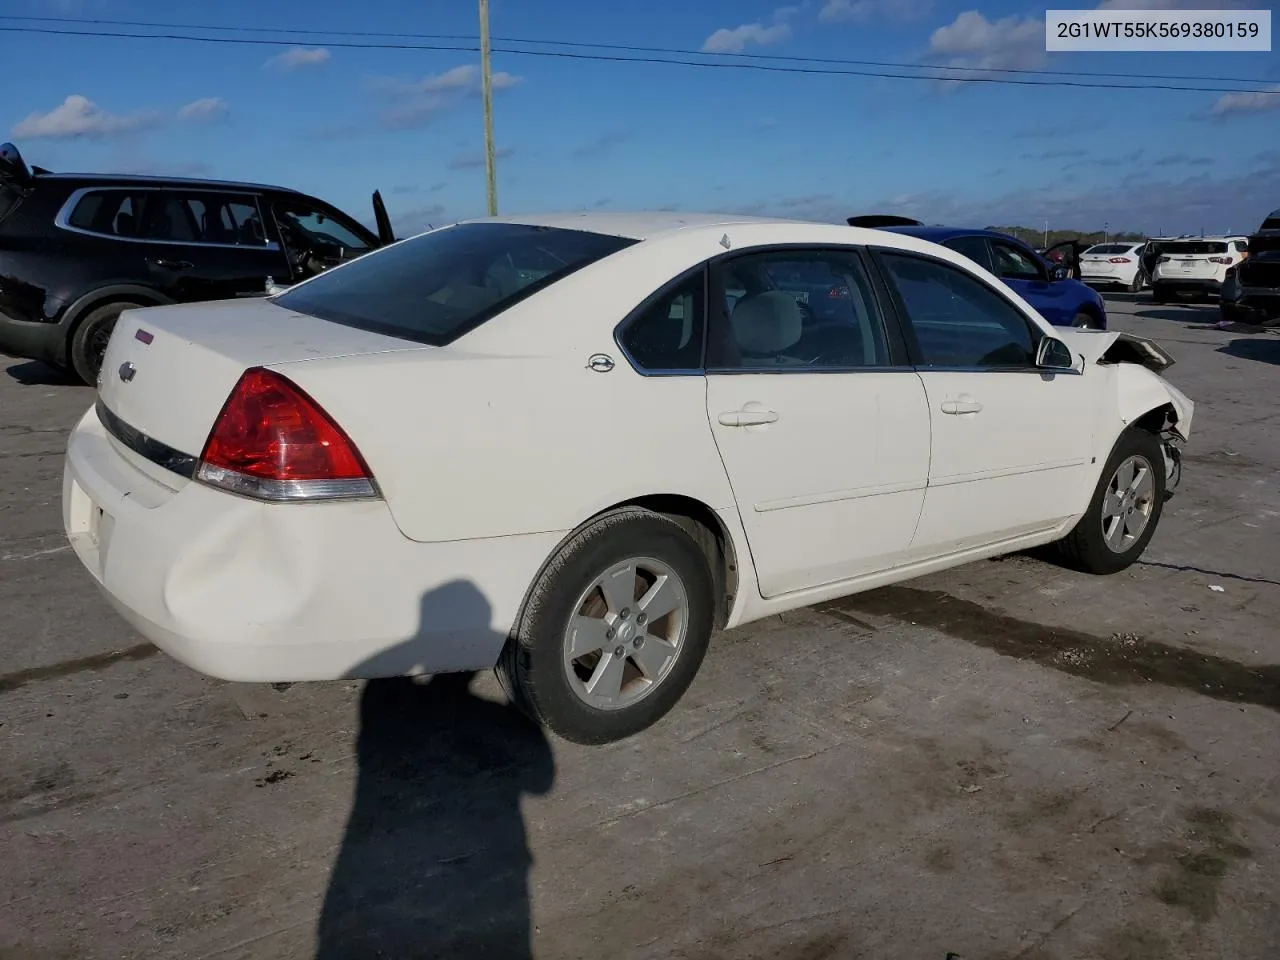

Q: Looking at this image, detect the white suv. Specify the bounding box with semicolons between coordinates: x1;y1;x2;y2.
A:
1151;236;1249;303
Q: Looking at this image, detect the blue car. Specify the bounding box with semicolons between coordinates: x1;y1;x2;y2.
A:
848;216;1108;330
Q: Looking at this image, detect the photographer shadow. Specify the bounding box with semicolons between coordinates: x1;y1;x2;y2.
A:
317;580;555;960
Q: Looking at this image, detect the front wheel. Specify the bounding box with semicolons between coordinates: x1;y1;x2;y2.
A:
1049;427;1166;575
497;508;716;745
1072;311;1099;329
69;301;144;386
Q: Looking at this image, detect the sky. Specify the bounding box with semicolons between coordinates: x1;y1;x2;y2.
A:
1;0;1278;237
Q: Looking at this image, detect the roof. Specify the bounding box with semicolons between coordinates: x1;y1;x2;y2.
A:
33;171;302;195
462;210;812;240
878;224;1015;243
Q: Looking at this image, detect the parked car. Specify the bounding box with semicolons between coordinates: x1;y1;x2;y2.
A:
1150;235;1249;303
62;212;1192;744
1221;208;1280;325
0;141;395;384
847;217;1108;329
1140;236;1178;282
1079;241;1147;292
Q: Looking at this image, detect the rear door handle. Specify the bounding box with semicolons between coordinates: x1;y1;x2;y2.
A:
718;409;779;427
148;258;193;271
941;400;983;415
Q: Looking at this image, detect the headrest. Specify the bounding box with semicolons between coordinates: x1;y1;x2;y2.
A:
731;291;803;355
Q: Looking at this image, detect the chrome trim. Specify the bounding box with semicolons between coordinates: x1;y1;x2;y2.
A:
53;186;281;252
95;399;197;479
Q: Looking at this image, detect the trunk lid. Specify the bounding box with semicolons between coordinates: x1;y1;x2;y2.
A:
97;298;421;459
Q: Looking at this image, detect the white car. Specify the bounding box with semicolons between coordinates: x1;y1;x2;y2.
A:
1080;241;1147;292
62;212;1194;745
1151;235;1250;303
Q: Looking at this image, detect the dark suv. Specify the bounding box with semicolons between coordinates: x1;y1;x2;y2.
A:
0;142;395;384
1221;207;1280;325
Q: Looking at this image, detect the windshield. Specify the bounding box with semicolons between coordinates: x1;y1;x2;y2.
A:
1164;241;1228;255
274;222;638;345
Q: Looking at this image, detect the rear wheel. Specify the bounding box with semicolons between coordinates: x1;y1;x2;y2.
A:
1049;426;1166;575
497;507;716;745
1128;271;1144;293
69;301;144;386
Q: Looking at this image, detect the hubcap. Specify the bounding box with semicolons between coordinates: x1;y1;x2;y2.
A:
562;556;689;711
1101;454;1155;553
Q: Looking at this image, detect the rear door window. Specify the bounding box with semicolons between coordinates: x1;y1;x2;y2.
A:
274;221;638;345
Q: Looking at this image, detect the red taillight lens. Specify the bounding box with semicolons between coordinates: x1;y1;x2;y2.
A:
1108;257;1132;263
197;367;376;501
827;285;850;299
1208;256;1233;265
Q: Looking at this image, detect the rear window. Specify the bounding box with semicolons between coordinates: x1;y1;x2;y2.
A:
1086;244;1131;255
1165;241;1228;255
274;222;638;345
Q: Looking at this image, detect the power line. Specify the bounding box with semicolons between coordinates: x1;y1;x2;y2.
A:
1;15;1278;91
1;23;1277;96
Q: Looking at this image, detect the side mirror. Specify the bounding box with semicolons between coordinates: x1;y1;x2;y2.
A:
1036;335;1079;371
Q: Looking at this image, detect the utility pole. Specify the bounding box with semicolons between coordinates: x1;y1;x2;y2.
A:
479;0;497;216
1043;219;1048;247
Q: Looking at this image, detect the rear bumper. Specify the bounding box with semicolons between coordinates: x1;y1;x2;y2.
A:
1153;278;1221;293
1081;271;1131;286
62;405;566;682
0;310;67;367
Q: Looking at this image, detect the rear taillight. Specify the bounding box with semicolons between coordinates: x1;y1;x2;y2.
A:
1108;257;1132;263
196;367;377;502
1208;256;1233;265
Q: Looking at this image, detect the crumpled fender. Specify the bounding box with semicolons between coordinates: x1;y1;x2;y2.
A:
1055;329;1194;441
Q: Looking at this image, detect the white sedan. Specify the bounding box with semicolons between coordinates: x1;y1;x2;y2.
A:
1079;241;1147;292
62;212;1193;745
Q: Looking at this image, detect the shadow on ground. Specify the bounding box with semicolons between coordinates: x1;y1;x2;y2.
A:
1218;336;1280;366
3;359;82;387
317;582;555;960
1133;307;1219;325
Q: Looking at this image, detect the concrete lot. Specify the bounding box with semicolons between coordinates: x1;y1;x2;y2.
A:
1;295;1277;960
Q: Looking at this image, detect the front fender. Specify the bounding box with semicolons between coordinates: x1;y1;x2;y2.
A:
1114;363;1194;442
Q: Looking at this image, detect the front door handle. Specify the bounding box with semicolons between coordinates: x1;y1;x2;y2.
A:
940;400;983;415
148;258;193;271
718;409;779;427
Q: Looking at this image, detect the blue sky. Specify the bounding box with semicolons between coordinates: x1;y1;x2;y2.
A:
2;0;1278;236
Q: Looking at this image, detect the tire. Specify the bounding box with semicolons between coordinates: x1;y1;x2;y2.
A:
69;301;144;386
1128;271;1144;293
1072;311;1098;329
1049;426;1166;575
497;507;716;745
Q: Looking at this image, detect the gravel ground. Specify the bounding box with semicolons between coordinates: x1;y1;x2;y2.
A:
1;294;1277;960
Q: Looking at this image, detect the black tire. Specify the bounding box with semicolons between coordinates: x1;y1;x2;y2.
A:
1072;311;1098;329
497;507;716;745
1128;271;1144;293
69;301;144;386
1049;426;1167;575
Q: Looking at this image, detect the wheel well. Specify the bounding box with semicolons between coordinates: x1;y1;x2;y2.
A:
602;494;739;630
64;293;163;354
1133;402;1177;436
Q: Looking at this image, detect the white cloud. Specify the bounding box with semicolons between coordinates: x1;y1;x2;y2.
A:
928;11;1047;85
176;97;228;122
264;47;331;71
11;95;161;140
369;65;523;131
1211;84;1280;117
820;0;931;23
701;6;803;53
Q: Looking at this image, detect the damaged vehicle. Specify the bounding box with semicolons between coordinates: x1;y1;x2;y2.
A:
1221;208;1280;325
0;141;396;384
62;212;1192;745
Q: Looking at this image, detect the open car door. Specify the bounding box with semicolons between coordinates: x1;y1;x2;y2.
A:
1041;238;1088;280
372;189;396;246
0;142;34;191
